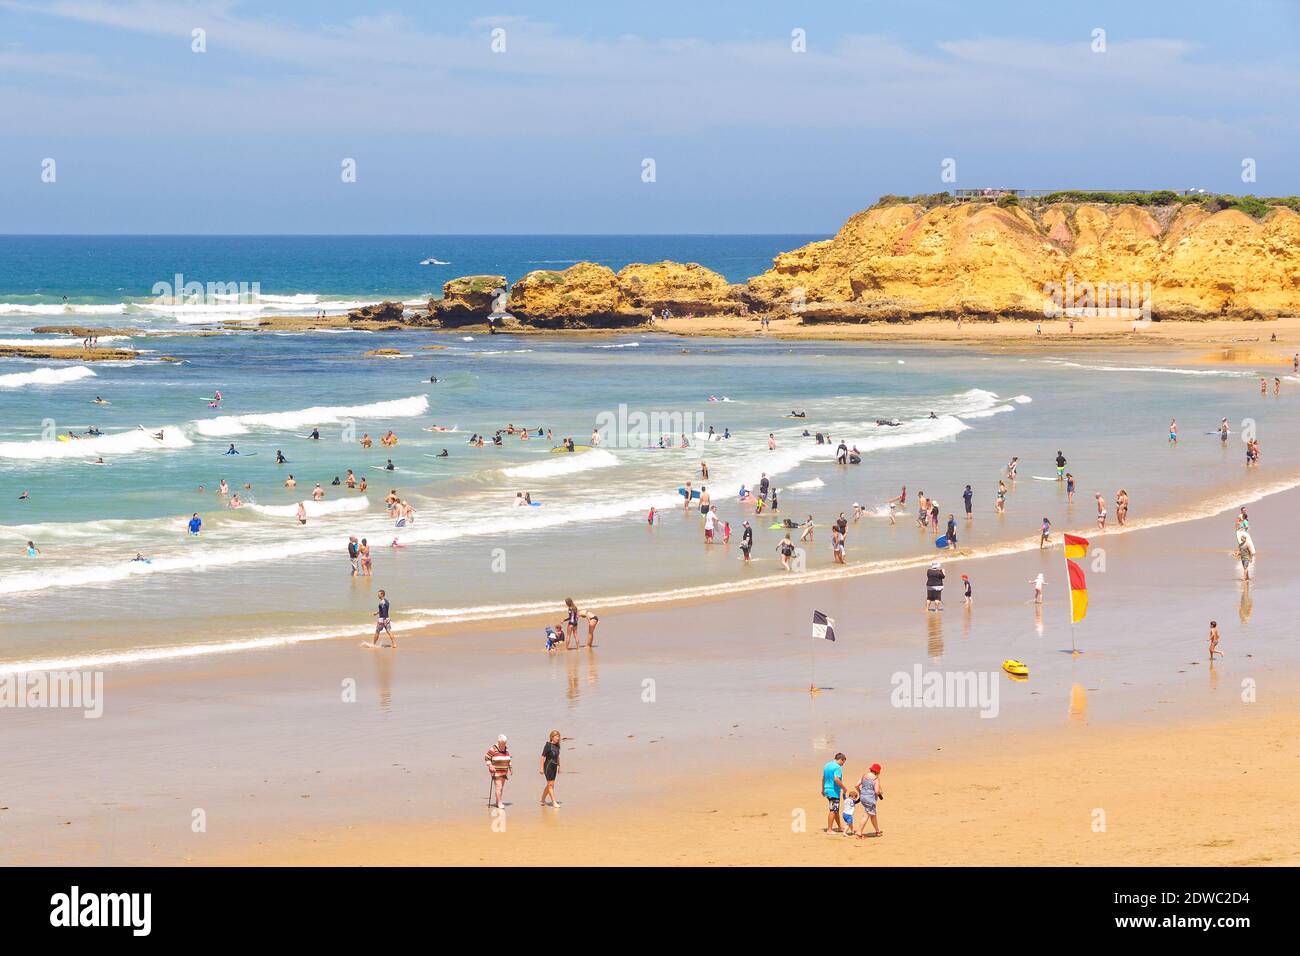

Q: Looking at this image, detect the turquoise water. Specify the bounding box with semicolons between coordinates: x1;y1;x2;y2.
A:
1;238;1297;670
0;234;817;315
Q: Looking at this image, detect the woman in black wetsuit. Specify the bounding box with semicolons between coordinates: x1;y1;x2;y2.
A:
540;730;562;807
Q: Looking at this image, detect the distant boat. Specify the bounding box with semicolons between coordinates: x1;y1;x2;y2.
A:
420;258;451;266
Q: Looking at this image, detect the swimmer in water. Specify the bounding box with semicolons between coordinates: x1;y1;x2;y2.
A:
429;375;438;383
275;449;287;464
25;540;40;557
225;443;239;455
17;490;28;501
437;449;449;457
92;396;110;405
297;502;307;525
308;428;321;440
132;552;149;562
385;459;395;471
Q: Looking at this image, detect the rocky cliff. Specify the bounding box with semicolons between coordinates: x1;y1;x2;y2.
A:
416;199;1299;328
746;201;1300;321
428;275;506;326
617;261;744;315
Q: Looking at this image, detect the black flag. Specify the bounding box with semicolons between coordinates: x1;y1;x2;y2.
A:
812;610;836;642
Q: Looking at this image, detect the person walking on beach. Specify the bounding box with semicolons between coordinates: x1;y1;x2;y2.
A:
996;480;1007;515
1007;457;1019;481
1095;493;1107;529
1039;516;1051;549
963;484;973;521
925;561;945;611
1208;620;1222;660
1236;532;1255;581
372;589;395;647
961;574;972;608
1066;472;1075;504
347;535;360;576
768;433;777;451
485;734;512;809
1168;419;1178;444
1116;489;1129;526
946;513;957;550
855;763;883;839
682;480;693;512
831;526;846;564
822;753;847;834
540;730;562;807
1055;450;1067;480
1030;573;1044;604
740;520;753;563
187;513;202;536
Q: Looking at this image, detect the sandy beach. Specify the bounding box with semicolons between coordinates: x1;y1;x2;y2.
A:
5;471;1298;867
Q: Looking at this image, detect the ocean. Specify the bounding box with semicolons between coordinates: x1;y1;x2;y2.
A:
0;236;1295;673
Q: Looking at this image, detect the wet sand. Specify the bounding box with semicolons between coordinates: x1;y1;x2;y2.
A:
3;477;1297;865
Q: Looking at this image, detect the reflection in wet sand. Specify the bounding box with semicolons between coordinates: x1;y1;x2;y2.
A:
927;611;944;661
1069;682;1088;724
373;650;393;713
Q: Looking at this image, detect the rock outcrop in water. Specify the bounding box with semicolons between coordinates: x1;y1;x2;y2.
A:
746;201;1300;321
346;300;407;324
506;262;648;328
428;275;507;326
616;261;743;315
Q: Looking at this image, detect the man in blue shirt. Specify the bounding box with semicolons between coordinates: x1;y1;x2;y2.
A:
822;752;847;833
187;513;202;535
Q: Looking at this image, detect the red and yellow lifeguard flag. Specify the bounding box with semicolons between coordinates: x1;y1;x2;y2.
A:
1063;533;1089;559
1066;558;1088;623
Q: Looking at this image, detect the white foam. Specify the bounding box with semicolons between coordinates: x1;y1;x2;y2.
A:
593;341;640;349
503;448;620;479
0;303;126;316
786;478;825;491
248;496;371;518
0;366;97;389
191;395;429;437
0;427;192;460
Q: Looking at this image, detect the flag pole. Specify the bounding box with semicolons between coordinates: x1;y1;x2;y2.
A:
1063;539;1079;655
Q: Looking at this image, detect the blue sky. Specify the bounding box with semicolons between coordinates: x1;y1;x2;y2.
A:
2;0;1297;233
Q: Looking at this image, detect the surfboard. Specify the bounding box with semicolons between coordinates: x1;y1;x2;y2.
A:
549;444;591;454
678;487;701;499
935;535;949;548
528;501;542;507
693;432;723;442
1030;476;1058;481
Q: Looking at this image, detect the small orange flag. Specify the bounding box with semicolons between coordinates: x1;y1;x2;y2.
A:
1064;533;1089;559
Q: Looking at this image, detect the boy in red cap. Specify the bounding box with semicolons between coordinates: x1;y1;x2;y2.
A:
961;574;972;608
